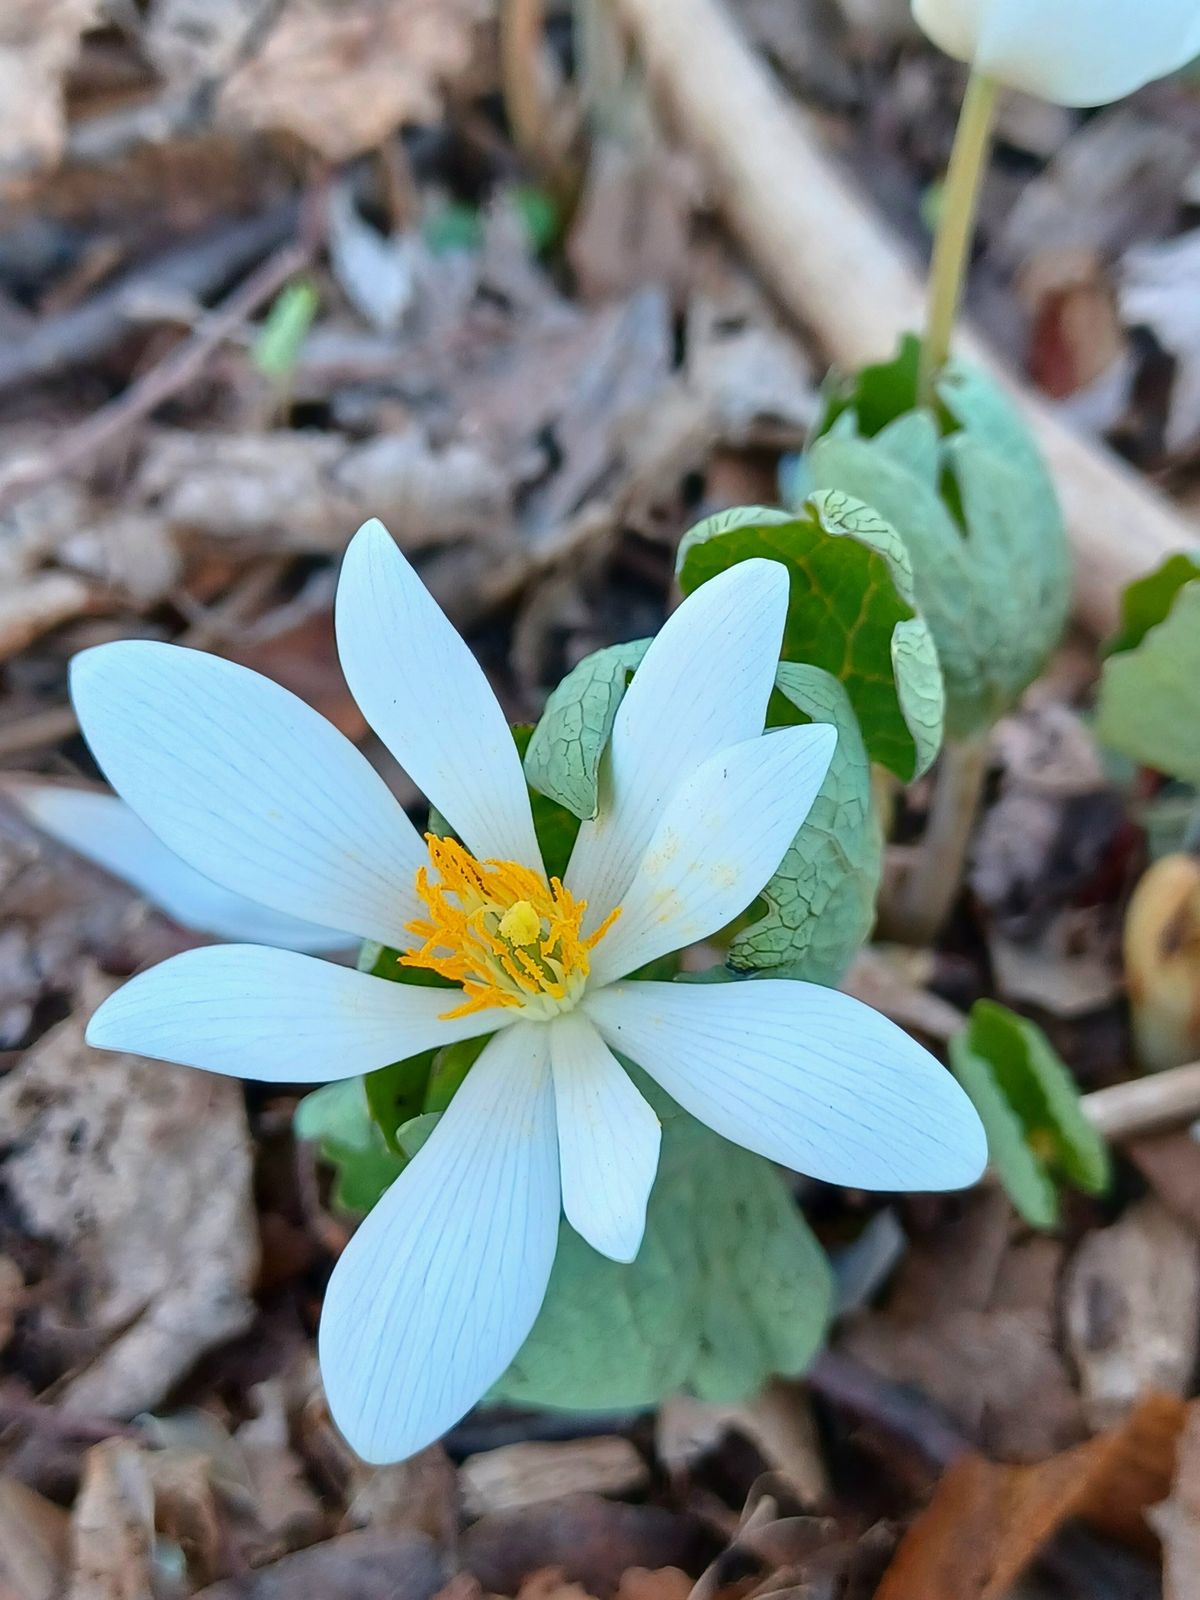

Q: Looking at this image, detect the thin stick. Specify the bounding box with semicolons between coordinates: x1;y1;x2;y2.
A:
610;0;1198;636
1082;1061;1200;1141
0;235;313;514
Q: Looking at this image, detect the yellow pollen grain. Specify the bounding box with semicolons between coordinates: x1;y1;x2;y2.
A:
400;834;621;1020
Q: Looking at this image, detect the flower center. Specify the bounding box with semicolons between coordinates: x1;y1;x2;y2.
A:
401;835;619;1022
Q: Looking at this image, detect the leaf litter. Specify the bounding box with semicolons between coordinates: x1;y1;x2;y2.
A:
3;0;1200;1595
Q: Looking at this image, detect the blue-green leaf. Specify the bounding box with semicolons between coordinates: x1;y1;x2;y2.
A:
493;1071;832;1409
523;641;650;821
730;664;881;983
808;338;1071;738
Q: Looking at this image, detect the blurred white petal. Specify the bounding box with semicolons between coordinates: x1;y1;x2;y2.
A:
7;784;351;952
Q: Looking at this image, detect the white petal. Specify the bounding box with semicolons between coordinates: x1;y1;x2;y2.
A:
586;724;836;988
319;1022;559;1463
335;519;541;869
911;0;983;64
549;1011;660;1263
71;640;427;950
6;784;352;952
586;979;987;1191
915;0;1200;105
86;944;505;1080
566;558;788;932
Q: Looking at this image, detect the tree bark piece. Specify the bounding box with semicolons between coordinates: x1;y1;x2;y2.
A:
612;0;1196;635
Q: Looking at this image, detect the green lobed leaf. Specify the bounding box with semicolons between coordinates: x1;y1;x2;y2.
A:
1096;580;1200;787
294;1078;405;1215
675;496;944;780
807;337;1071;738
494;1070;832;1409
523;641;650;821
1106;552;1200;657
730;664;881;983
948;1000;1110;1230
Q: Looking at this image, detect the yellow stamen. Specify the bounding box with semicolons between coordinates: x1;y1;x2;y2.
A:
401;835;620;1021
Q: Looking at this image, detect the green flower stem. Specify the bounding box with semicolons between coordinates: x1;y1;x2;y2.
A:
917;71;999;407
889;731;990;946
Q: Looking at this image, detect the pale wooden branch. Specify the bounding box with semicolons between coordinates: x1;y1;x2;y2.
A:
610;0;1197;636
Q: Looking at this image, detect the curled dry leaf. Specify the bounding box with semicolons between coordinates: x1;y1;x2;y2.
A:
193;1530;449;1600
1064;1198;1200;1432
218;0;490;161
0;971;258;1418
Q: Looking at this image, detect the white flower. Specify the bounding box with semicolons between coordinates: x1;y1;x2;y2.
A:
912;0;1200;106
74;517;986;1465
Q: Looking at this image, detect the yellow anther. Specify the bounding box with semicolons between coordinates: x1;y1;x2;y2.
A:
401;835;620;1021
499;899;542;947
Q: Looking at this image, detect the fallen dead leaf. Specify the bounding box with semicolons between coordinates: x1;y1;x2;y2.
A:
1127;1132;1200;1236
1064;1198;1200;1431
0;970;258;1418
461;1495;707;1598
192;1530;449;1600
842;1191;1086;1461
612;1569;693;1600
460;1438;649;1519
876;1393;1191;1600
342;1445;459;1543
66;1438;155;1600
218;0;489;161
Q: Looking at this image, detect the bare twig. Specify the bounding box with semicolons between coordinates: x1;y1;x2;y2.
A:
0;227;316;514
610;0;1198;635
0;204;298;397
1083;1061;1200;1141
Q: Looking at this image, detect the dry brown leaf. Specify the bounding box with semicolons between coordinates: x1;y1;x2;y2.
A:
1064;1198;1200;1431
66;1439;155;1600
218;0;489;160
0;971;258;1418
342;1445;459;1543
136;427;512;555
0;1478;69;1600
568;140;697;305
0;570;95;661
1149;1406;1200;1600
0;1;98;183
460;1438;649;1519
461;1495;706;1598
1127;1133;1200;1235
517;1568;598;1600
613;1569;693;1600
876;1394;1191;1600
145;1448;226;1589
842;1192;1086;1461
193;1530;449;1600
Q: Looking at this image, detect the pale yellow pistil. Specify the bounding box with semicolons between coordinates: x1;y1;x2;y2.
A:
401;835;620;1022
